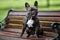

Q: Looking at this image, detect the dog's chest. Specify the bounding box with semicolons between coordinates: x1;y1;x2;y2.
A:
27;19;34;27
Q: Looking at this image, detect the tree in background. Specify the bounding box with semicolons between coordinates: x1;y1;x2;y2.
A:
47;0;50;7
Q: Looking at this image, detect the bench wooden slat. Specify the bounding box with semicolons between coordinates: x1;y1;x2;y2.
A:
8;16;60;22
39;17;60;22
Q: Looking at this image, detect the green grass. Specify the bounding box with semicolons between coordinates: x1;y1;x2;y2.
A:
0;10;8;22
0;0;60;22
0;0;60;10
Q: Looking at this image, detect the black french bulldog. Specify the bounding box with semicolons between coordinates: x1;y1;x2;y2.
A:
20;1;43;38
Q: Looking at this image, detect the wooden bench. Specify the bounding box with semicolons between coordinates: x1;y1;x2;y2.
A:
4;10;60;37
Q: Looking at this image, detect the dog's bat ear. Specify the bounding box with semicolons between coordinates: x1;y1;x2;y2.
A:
34;1;38;8
25;2;30;10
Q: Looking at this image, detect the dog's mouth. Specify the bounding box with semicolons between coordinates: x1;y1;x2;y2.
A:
31;14;35;17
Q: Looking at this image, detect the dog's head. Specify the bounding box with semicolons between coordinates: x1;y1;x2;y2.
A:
25;1;38;18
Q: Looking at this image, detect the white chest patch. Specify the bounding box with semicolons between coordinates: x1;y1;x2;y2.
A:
27;19;34;27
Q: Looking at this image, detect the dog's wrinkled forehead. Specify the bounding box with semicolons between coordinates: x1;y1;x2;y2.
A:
27;6;37;13
28;6;37;11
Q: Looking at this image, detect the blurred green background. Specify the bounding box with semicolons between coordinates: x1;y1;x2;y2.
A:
0;0;60;22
